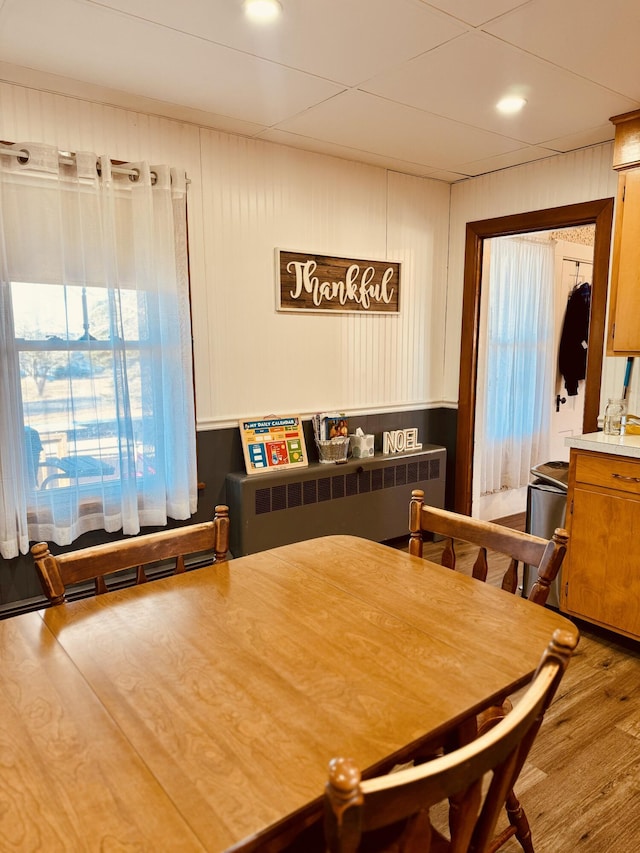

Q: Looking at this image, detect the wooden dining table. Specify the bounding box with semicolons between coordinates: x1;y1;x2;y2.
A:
1;535;578;852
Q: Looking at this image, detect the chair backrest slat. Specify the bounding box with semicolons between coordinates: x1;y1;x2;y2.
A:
409;491;568;607
32;505;230;604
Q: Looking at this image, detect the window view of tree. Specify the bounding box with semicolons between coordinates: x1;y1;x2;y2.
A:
14;282;144;491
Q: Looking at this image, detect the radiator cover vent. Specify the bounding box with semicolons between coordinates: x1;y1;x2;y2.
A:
253;457;442;516
226;446;446;556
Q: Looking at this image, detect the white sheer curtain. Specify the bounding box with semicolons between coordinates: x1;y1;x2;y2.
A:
478;236;555;496
0;142;197;558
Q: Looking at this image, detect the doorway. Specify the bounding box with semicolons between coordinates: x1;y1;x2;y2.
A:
454;198;615;516
473;228;594;521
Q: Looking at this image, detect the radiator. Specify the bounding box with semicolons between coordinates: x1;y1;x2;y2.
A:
225;445;446;556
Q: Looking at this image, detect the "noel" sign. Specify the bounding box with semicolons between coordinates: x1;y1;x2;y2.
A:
383;428;422;454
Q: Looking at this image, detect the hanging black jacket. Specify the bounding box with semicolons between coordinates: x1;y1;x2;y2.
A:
558;282;591;396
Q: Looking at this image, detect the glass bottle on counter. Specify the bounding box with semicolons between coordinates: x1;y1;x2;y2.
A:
603;398;627;435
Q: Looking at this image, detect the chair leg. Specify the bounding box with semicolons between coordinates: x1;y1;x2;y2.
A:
505;789;534;853
473;700;532;853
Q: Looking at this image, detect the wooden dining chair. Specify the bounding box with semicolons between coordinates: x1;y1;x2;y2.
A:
324;628;578;853
408;490;569;607
407;491;570;853
31;505;230;605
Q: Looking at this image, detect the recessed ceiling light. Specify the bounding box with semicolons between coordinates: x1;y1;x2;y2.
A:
496;95;527;115
243;0;282;23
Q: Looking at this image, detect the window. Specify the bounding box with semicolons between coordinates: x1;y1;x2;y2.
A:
15;282;145;491
0;143;197;559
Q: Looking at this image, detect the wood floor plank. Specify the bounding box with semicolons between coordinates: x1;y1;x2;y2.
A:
617;716;640;740
500;726;640;853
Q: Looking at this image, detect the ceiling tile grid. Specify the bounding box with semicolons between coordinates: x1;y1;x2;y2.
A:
0;0;638;181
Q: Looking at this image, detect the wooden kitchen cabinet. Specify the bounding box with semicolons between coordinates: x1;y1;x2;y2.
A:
562;447;640;640
607;110;640;355
607;168;640;353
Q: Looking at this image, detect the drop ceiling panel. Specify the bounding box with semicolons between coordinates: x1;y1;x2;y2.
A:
89;0;469;86
457;144;558;177
0;0;344;125
362;32;637;145
483;0;640;100
423;0;531;28
542;123;615;154
258;127;454;178
273;90;523;170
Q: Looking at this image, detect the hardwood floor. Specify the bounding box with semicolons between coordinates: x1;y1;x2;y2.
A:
392;531;640;852
506;626;640;853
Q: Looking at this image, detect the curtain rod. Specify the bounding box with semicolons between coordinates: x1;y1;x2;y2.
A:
0;143;189;184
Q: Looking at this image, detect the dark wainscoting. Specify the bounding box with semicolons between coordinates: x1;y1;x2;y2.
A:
0;407;457;613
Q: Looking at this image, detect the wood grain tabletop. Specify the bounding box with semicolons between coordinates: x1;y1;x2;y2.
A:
1;535;578;851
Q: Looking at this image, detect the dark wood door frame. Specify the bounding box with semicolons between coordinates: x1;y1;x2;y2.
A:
455;198;615;515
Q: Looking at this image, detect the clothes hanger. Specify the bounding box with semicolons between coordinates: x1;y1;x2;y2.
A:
569;261;591;295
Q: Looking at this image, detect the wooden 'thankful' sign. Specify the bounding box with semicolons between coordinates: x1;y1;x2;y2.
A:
277;250;400;314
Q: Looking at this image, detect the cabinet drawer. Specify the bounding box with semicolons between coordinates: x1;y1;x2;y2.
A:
575;452;640;496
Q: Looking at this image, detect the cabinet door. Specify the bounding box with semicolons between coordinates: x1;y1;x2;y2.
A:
608;169;640;354
566;484;640;636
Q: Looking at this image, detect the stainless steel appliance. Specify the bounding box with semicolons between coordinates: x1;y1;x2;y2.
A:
524;461;569;608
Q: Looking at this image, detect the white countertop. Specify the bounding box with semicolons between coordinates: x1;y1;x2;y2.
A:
565;431;640;459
